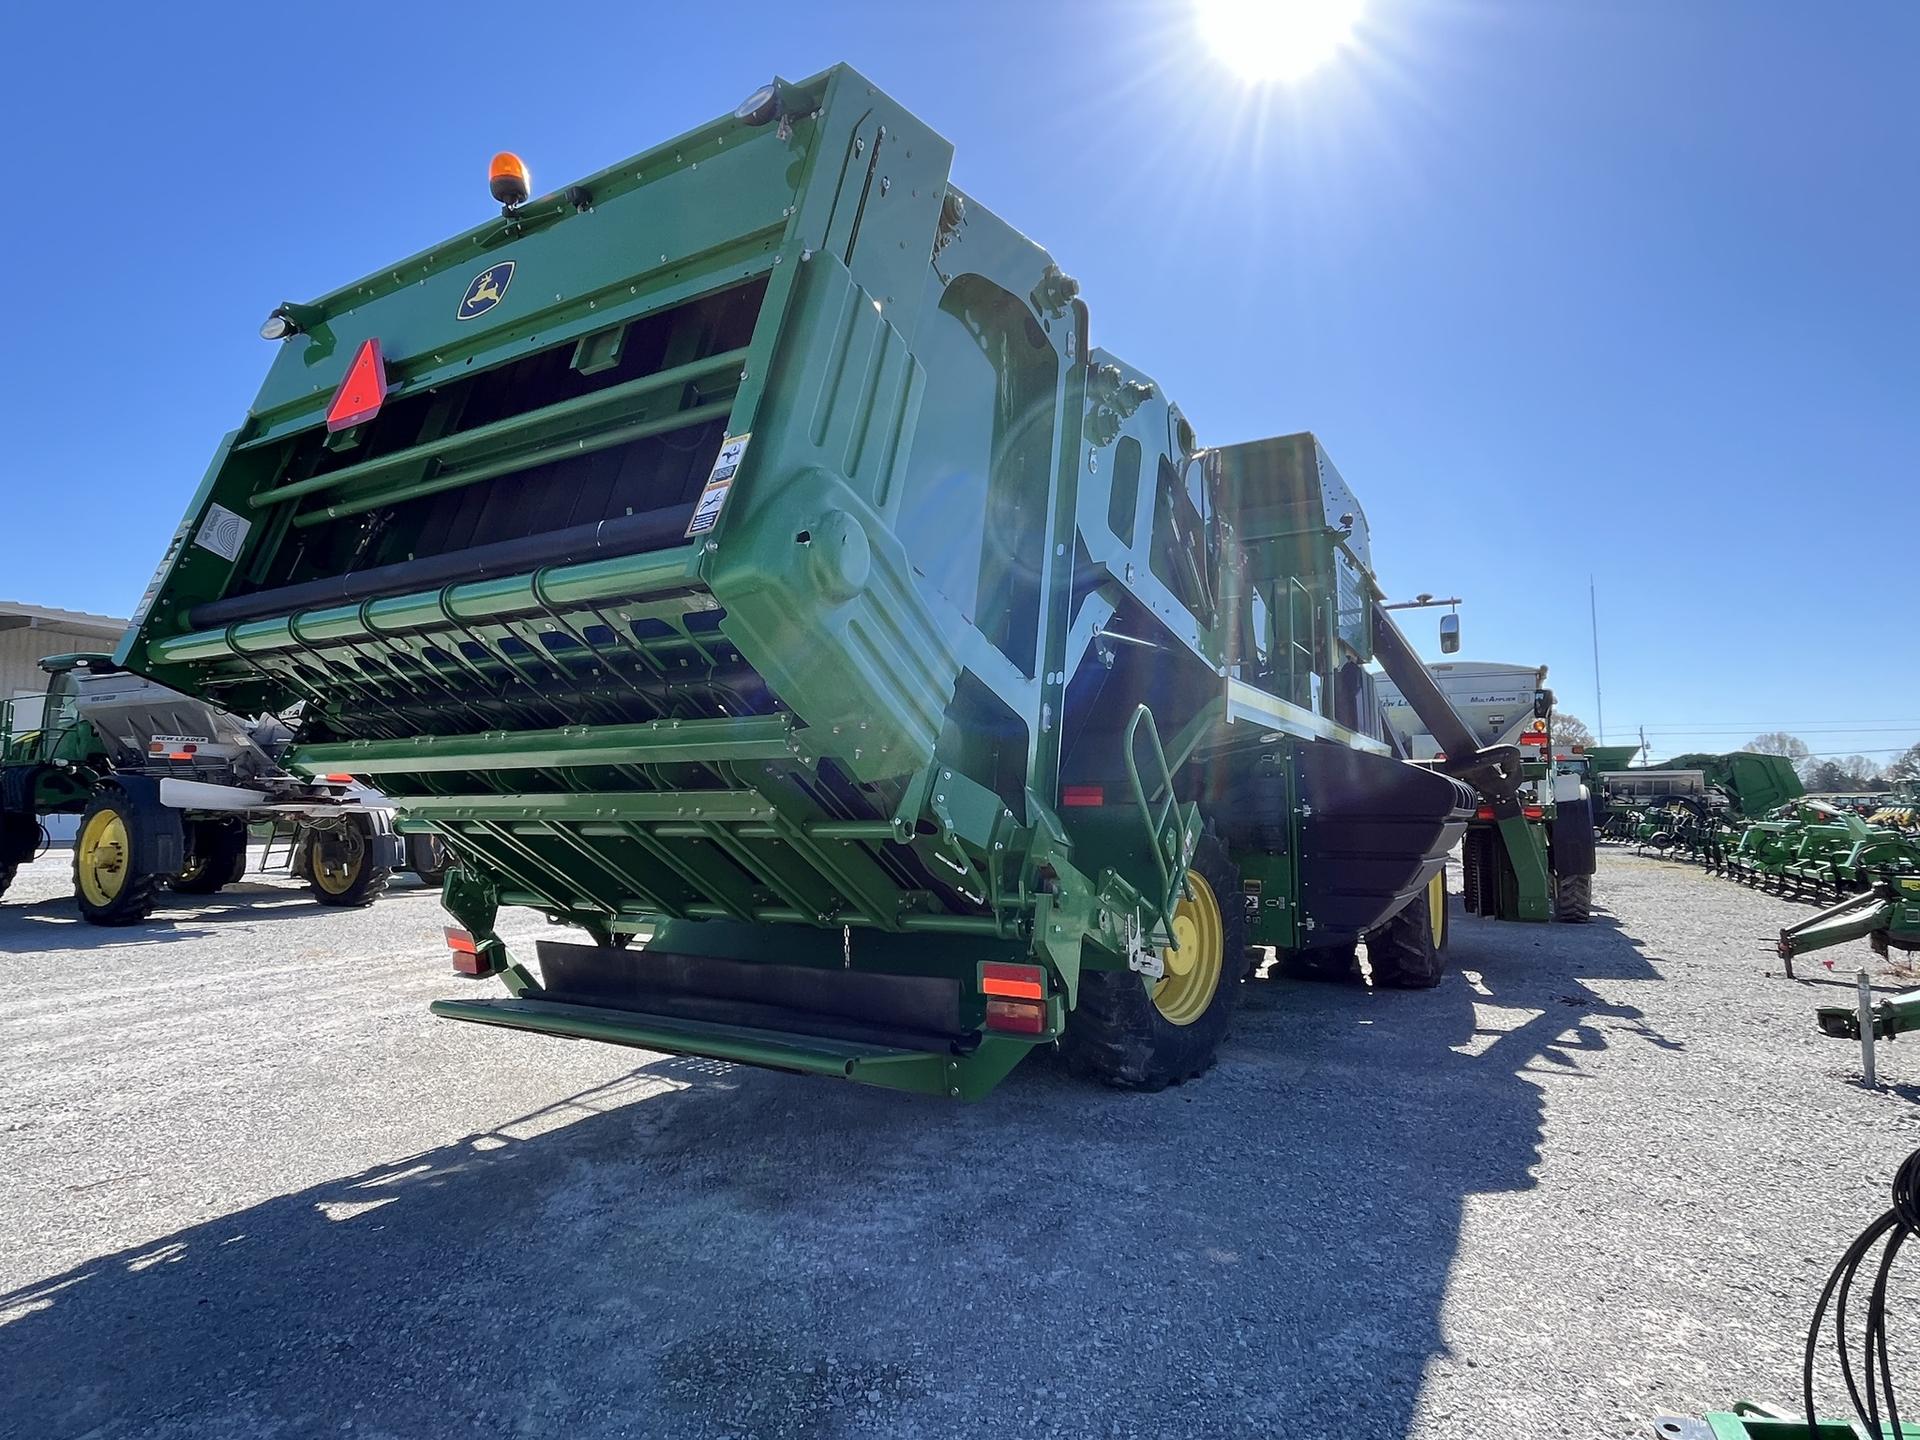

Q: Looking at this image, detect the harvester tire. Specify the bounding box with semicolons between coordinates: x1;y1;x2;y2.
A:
172;820;249;895
306;815;392;908
1059;835;1243;1091
73;790;163;926
1366;882;1447;990
1277;943;1360;982
405;832;450;886
1;811;39;900
1553;872;1593;923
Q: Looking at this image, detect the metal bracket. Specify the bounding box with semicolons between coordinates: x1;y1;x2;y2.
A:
1124;912;1163;980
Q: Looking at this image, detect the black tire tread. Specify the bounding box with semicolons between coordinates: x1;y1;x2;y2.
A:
72;790;163;926
405;832;449;886
1058;835;1245;1091
172;821;248;895
307;817;393;908
1554;871;1593;923
1367;886;1447;989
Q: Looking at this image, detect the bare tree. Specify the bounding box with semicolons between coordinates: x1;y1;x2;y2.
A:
1888;741;1920;785
1552;712;1595;748
1803;756;1889;793
1745;731;1811;761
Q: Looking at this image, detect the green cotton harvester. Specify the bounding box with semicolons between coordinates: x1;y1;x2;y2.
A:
119;67;1521;1098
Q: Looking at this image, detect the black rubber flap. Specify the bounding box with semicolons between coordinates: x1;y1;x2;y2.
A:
1296;745;1474;945
534;941;966;1051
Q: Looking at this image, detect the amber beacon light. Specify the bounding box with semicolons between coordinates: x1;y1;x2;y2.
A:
489;151;531;209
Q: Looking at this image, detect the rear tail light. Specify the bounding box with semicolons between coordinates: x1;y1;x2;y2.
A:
1060;785;1104;807
445;927;489;976
981;962;1048;1035
980;962;1045;999
985;998;1047;1035
1475;804;1547;821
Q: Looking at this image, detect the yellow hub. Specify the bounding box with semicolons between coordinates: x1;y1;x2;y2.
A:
1153;869;1223;1027
312;827;367;895
1428;871;1446;949
77;808;131;907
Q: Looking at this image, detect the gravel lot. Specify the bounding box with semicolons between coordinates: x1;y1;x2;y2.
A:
3;845;1916;1439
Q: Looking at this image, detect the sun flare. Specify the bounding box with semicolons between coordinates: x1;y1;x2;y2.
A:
1193;0;1365;83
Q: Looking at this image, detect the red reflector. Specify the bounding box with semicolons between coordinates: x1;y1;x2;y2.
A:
1060;785;1104;807
444;927;478;954
166;752;193;761
984;998;1046;1035
980;962;1045;1000
326;337;389;433
324;773;354;783
1475;805;1495;821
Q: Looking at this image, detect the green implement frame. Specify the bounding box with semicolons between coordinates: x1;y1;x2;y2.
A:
114;64;1478;1097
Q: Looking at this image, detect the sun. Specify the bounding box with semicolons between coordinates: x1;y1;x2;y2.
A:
1193;0;1366;83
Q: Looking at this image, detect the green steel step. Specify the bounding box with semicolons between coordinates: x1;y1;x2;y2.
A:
429;995;950;1084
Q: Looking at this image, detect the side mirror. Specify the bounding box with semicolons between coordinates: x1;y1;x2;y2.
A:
1438;613;1460;654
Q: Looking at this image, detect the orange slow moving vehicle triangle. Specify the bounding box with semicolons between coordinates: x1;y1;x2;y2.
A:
326;337;388;433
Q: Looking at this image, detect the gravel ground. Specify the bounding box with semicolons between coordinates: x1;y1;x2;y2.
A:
2;845;1916;1439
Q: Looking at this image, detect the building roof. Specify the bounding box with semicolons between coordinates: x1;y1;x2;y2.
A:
0;600;128;638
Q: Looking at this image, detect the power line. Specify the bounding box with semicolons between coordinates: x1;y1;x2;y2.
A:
1643;756;1912;768
1629;727;1920;737
1622;718;1920;727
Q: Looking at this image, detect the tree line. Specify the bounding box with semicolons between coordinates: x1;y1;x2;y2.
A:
1547;715;1919;795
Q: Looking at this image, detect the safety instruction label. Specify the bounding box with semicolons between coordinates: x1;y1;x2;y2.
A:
685;433;751;538
194;502;252;563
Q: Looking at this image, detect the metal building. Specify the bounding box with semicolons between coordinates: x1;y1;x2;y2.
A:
2;601;127;701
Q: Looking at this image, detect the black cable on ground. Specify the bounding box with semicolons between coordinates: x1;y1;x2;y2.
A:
1803;1146;1919;1434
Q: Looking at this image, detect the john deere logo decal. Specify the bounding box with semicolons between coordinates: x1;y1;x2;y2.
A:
457;261;514;321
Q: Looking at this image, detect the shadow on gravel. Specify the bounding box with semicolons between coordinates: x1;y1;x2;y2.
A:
0;904;1666;1440
0;886;442;954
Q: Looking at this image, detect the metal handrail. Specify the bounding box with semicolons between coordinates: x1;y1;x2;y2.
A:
1122;704;1183;938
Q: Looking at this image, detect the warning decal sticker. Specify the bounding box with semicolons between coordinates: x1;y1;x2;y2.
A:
685;432;751;538
194;502;252;563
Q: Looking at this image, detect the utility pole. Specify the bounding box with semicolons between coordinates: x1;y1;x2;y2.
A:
1590;576;1605;744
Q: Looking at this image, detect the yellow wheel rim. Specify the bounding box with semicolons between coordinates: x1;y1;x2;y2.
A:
78;808;130;907
1428;871;1446;950
312;827;366;895
1153;869;1223;1027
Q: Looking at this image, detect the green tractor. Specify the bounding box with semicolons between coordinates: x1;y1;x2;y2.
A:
1;652;403;922
113;65;1554;1097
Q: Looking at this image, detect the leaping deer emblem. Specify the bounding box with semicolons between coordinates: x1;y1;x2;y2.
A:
458;262;514;320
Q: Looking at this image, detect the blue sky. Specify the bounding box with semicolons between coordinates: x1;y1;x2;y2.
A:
2;1;1914;765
